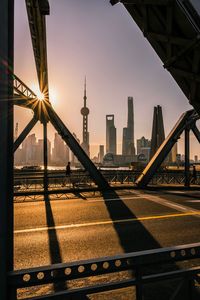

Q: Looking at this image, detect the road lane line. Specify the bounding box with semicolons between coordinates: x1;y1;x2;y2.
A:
87;196;142;202
14;211;198;234
186;200;200;203
141;193;200;216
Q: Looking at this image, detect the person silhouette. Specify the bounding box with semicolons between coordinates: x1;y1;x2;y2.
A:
192;165;197;184
66;162;71;176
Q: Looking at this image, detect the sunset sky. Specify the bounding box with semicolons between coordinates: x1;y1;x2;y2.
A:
14;0;200;158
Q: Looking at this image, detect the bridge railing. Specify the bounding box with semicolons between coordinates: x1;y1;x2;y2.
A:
13;170;200;195
8;242;200;299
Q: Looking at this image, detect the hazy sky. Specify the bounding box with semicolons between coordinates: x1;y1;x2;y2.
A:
14;0;199;158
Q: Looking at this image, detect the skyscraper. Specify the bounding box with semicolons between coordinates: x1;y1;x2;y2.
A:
52;133;69;165
122;97;135;156
150;105;165;158
106;115;116;154
81;77;90;157
98;145;104;163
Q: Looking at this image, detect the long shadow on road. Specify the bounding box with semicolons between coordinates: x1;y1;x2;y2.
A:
44;193;66;292
102;189;161;252
101;189;190;300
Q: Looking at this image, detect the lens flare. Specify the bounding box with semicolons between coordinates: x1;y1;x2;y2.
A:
37;91;45;101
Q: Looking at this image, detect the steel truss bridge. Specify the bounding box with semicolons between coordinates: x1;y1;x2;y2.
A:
1;0;200;299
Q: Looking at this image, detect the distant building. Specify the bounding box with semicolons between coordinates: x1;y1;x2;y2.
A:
194;155;198;163
80;77;90;156
150;105;165;158
22;133;37;164
52;133;69;165
106;115;116;155
103;153;137;166
122;97;135;156
37;139;51;164
137;136;151;162
98;145;104;163
15;133;51;165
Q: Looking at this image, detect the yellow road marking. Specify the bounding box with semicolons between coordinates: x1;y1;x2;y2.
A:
14;211;199;234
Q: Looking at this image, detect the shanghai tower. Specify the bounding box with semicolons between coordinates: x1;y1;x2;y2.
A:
122;97;135;156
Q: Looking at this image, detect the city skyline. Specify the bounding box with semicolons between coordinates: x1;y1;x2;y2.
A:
14;0;199;158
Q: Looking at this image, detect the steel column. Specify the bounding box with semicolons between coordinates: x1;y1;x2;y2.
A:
191;124;200;143
43;122;48;194
184;127;190;187
0;0;14;299
13;117;38;152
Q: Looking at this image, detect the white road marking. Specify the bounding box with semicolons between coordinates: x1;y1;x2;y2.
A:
141;192;200;215
87;196;142;202
186;200;200;203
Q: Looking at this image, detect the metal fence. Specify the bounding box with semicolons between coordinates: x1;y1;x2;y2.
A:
14;170;200;197
9;243;200;299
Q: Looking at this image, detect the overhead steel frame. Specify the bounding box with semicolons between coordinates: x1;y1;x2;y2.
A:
110;0;200;116
135;109;200;187
13;0;110;191
0;1;14;299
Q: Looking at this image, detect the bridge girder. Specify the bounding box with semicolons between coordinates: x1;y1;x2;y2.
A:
25;0;49;99
111;0;200;116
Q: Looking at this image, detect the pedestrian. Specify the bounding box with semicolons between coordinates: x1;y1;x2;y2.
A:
66;162;71;176
192;165;197;184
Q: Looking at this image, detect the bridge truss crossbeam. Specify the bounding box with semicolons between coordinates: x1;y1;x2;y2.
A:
136;109;200;187
111;0;200;116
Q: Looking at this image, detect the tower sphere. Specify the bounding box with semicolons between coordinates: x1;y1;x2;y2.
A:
81;107;89;116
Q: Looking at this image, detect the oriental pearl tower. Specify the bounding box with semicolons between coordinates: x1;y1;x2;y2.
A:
81;77;90;157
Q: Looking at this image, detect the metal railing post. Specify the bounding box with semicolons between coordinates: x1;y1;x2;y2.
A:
43;122;48;195
135;266;143;300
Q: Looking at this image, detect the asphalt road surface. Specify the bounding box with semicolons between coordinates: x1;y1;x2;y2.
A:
14;189;200;299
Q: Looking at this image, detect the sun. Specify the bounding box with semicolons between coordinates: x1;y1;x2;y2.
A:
37;90;45;101
30;83;58;105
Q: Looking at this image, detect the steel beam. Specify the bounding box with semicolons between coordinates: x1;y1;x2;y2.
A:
46;104;110;190
13;117;38;152
136;110;198;188
25;0;50;99
0;0;14;299
191;124;200;143
43;122;48;194
110;0;200;116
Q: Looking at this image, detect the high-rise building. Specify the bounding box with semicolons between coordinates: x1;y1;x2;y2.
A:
106;115;116;154
52;133;69;165
122;97;135;156
22;133;37;164
98;145;104;163
37;139;51;164
150;105;165;158
80;77;90;157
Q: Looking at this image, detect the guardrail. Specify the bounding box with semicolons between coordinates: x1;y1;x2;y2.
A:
13;170;200;196
8;243;200;299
